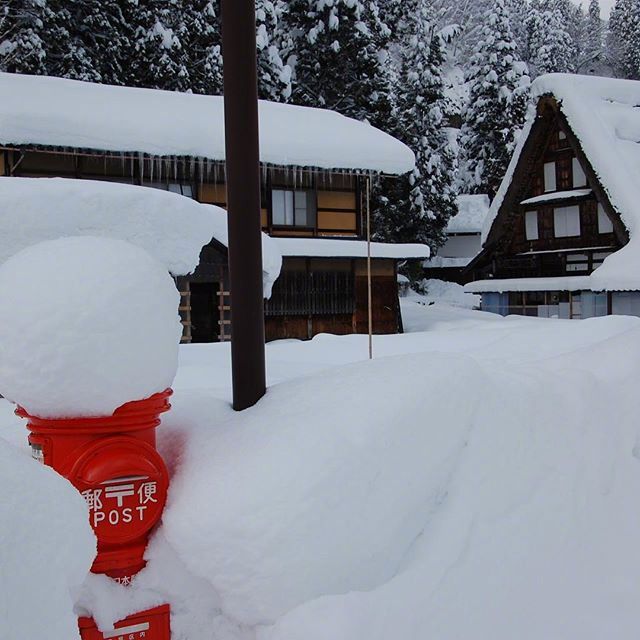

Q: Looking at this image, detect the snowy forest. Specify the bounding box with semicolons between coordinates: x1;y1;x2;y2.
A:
0;0;636;251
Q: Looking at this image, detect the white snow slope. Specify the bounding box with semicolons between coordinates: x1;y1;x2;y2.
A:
0;72;415;175
2;305;640;639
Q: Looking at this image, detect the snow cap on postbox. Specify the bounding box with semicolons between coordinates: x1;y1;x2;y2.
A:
0;236;181;418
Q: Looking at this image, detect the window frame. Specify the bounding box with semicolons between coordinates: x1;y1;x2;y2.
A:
270;187;317;229
553;205;581;238
597;203;614;235
544;161;557;192
525;210;539;241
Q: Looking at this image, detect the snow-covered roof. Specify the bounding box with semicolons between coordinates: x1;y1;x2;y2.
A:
520;188;592;206
0;177;282;294
465;268;639;294
0;72;415;175
465;276;592;294
481;73;640;291
447;195;490;234
273;237;430;260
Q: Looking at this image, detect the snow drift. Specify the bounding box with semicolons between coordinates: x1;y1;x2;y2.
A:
157;313;640;639
0;176;283;295
0;237;181;418
0;438;95;639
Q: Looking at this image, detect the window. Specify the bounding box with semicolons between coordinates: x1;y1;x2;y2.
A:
272;189;316;227
566;253;589;272
554;205;580;237
597;203;614;234
559;130;567;141
544;162;557;192
168;183;193;198
525;210;539;240
572;157;587;188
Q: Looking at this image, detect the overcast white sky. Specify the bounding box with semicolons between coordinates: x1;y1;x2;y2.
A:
574;0;615;18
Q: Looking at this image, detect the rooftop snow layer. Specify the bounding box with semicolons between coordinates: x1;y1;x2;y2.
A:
482;73;640;291
0;177;282;295
520;188;593;206
447;194;490;234
465;276;592;294
273;237;430;259
0;72;415;175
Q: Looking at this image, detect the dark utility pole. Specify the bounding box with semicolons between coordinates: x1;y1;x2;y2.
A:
221;0;266;411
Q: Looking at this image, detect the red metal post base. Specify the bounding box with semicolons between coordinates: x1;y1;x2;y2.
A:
78;604;170;640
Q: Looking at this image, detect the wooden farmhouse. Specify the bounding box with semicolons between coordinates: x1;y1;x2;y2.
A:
424;194;490;284
0;72;429;342
465;73;640;319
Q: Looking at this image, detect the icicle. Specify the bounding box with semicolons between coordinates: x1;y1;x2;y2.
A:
138;152;144;183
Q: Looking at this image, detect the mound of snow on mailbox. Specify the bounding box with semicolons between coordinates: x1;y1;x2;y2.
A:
0;177;282;296
158;315;640;640
0;236;181;418
0;438;95;639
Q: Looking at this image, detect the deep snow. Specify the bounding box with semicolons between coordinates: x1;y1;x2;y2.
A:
0;437;95;639
0;237;181;417
2;303;640;639
0;72;415;175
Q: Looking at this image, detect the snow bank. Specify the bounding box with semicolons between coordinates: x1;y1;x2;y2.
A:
163;352;487;625
415;278;480;308
0;438;95;639
0;237;181;418
0;72;415;175
260;323;640;640
159;314;640;639
274;237;430;259
0;177;283;294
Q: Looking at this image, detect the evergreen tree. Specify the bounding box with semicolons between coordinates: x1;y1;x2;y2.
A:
183;0;223;95
0;0;53;75
125;0;192;91
608;0;640;79
283;0;394;127
458;0;530;195
256;0;291;101
374;0;457;249
581;0;605;74
525;1;576;75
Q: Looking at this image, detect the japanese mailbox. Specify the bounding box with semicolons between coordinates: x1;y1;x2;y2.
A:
17;388;172;638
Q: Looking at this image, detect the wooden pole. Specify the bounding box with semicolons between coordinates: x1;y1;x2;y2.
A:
367;175;373;360
221;0;266;411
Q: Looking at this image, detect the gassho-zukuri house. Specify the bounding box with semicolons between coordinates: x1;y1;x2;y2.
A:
465;73;640;320
0;72;429;342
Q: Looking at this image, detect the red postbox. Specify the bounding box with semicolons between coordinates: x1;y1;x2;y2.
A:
17;388;173;638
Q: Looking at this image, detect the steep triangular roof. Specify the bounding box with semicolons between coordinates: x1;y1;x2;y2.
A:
478;73;640;291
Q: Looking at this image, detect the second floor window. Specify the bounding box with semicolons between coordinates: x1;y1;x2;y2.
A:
272;189;316;227
554;205;581;237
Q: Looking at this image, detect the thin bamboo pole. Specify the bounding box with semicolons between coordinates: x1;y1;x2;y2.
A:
366;175;373;360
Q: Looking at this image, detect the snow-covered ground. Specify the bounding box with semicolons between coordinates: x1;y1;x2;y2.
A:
2;303;640;639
